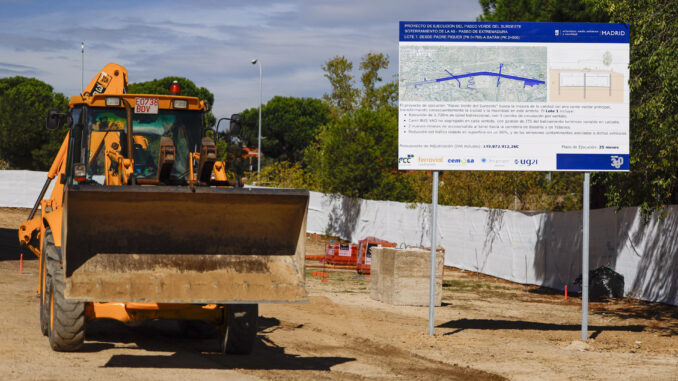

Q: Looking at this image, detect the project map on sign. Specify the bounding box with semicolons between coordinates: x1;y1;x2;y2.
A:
400;46;547;103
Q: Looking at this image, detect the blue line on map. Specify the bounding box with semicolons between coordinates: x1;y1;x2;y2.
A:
444;69;461;87
411;65;545;89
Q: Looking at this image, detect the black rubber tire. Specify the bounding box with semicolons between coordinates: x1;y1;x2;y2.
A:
220;304;258;355
45;228;85;352
39;235;50;336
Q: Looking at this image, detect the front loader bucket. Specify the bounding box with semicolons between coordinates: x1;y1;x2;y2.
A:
62;185;309;303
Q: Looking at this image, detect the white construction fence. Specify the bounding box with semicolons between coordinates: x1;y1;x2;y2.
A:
2;170;676;306
308;192;677;306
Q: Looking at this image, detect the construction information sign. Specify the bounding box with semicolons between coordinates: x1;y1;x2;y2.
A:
398;22;630;171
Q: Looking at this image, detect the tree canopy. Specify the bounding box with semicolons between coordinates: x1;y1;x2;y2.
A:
322;53;397;116
305;107;415;200
477;0;610;22
305;53;413;201
0;77;68;170
593;0;678;214
237;96;330;163
321;56;360;116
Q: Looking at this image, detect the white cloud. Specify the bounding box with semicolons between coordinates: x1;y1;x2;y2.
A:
0;0;482;118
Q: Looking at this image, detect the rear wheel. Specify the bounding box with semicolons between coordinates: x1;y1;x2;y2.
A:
45;228;85;351
219;304;258;354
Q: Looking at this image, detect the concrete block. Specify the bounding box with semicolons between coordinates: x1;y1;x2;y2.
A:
370;247;443;306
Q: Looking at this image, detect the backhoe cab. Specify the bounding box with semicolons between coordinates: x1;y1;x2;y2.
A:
18;63;309;354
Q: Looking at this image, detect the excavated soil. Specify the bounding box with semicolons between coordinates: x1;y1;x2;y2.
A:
1;208;677;380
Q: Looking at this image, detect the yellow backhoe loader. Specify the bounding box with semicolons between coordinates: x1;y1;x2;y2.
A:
18;63;308;354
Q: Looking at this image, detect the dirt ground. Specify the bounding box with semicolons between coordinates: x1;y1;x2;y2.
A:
1;207;677;380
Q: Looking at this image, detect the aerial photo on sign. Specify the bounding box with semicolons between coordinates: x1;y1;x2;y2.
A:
400;46;547;103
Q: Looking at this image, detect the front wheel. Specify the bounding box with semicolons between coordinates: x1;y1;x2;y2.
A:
219;304;258;355
45;228;85;351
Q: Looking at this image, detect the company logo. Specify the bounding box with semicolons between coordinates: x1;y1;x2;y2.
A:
481;158;487;163
447;158;475;164
418;157;443;163
610;155;624;169
398;154;414;164
554;30;559;36
514;159;539;167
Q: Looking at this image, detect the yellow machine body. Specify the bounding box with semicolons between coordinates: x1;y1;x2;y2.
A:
19;63;308;324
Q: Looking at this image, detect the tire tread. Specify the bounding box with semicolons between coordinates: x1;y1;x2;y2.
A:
46;229;85;352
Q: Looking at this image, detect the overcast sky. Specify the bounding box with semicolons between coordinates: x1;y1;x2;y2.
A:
0;0;481;120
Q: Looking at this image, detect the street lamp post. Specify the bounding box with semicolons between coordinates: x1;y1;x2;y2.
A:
251;58;262;180
81;42;84;93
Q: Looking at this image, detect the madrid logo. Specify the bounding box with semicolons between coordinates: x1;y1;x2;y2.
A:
610;155;624;169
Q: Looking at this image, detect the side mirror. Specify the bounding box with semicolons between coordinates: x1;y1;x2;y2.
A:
46;109;60;130
229;114;242;136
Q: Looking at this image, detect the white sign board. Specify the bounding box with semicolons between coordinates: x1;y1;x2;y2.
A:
398;22;630;171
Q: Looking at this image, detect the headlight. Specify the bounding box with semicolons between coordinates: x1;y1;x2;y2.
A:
105;97;121;106
173;99;188;109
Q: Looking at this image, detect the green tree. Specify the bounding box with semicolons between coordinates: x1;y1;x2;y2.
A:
246;161;316;189
309;53;411;200
128;76;216;127
359;52;397;111
0;77;69;170
305;107;415;200
594;0;678;214
323;53;398;116
237;96;330;163
478;0;610;22
322;56;360;116
232;107;258;151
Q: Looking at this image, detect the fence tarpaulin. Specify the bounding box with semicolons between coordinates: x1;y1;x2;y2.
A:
305;190;678;306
